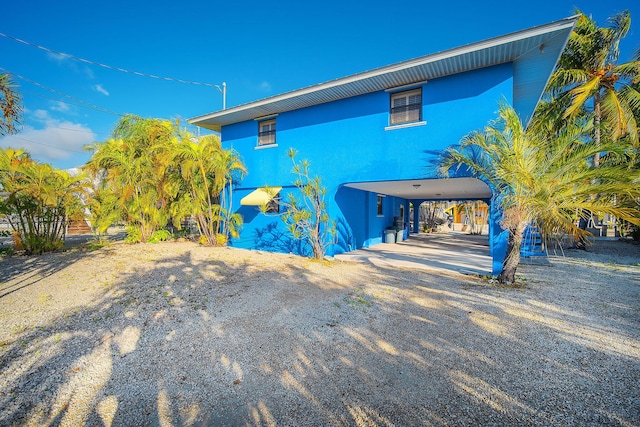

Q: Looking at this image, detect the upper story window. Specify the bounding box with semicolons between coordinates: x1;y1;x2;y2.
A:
390;89;422;125
258;119;276;145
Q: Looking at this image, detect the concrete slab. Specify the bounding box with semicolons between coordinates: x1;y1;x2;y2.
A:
335;231;492;275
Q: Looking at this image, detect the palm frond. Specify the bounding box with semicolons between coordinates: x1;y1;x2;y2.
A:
0;73;23;136
565;76;601;118
547;69;588;96
612;60;640;82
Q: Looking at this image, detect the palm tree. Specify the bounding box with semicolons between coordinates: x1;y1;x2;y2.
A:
172;134;246;245
85;117;247;245
546;10;640;166
0;73;22;136
214;140;246;238
172;135;221;245
438;103;640;284
87;184;122;238
84;115;178;242
0;148;87;253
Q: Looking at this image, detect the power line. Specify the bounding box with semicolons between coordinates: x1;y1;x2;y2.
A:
48;125;108;135
1;135;86;154
21;89;120;123
0;31;222;88
0;67;122;116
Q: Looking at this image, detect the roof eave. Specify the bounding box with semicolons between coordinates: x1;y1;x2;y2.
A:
189;16;578;131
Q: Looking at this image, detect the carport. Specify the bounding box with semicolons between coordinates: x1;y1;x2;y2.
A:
339;176;499;275
343;176;493;234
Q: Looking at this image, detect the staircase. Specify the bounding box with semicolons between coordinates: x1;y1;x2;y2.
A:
67;219;92;235
521;224;545;257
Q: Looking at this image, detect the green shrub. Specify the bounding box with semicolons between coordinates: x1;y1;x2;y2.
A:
87;237;110;251
124;226;142;244
148;229;172;244
0;246;14;256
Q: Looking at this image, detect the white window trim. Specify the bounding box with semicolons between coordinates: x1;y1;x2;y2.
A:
385;121;427;131
255;143;279;150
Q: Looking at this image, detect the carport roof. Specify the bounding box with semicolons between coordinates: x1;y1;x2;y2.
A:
189;16;577;131
343;177;493;201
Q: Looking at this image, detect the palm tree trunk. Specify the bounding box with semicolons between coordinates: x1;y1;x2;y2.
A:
219;183;227;236
575;210;589;250
228;179;234;228
575;91;602;249
593;91;601;168
498;222;527;284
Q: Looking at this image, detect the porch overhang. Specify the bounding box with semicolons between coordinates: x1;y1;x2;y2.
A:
240;187;282;206
342;177;492;200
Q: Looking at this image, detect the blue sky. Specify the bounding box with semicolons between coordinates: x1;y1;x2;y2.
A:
1;0;638;169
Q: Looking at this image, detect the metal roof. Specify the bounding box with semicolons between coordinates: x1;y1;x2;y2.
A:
189;17;577;131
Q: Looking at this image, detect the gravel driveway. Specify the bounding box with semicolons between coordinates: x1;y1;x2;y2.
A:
1;238;639;426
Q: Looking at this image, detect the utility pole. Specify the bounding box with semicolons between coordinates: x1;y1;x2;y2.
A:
215;82;227;110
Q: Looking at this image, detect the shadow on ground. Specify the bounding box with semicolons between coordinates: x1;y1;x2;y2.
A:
336;232;493;275
0;232;124;299
0;241;638;426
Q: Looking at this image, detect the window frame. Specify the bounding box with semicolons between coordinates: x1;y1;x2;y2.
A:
258;119;277;146
377;195;384;216
389;88;422;126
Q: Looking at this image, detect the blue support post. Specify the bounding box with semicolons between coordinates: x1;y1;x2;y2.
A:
412;200;421;233
488;197;508;276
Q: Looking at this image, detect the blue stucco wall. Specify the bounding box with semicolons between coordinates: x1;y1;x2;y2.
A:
222;63;513;263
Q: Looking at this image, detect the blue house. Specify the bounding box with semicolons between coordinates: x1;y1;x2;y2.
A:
189;17;576;275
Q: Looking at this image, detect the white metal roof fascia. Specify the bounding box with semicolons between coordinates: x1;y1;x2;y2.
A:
189;16;577;130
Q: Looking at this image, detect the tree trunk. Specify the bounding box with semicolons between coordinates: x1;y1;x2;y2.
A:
574;210;590;250
593;91;601;168
498;222;527;284
575;92;602;248
312;212;323;259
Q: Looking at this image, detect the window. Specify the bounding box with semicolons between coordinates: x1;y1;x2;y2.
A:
258;119;276;145
390;89;422;125
265;195;280;213
377;195;384;216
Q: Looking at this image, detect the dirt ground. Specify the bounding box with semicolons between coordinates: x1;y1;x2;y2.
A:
0;237;639;426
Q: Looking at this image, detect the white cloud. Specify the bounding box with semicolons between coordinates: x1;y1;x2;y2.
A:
46;51;95;79
50;101;70;112
0;113;96;164
33;109;49;120
94;84;109;96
